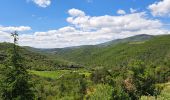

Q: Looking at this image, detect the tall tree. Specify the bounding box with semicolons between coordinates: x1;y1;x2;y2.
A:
0;31;34;100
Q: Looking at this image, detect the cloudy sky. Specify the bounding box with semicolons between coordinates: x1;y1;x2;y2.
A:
0;0;170;48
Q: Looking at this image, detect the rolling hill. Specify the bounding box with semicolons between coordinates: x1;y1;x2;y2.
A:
0;42;70;71
1;34;170;69
39;34;170;69
1;34;170;99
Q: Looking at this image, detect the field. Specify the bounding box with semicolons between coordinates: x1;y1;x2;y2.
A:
29;69;91;79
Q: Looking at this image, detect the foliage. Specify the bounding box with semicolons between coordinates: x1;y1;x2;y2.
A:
0;42;70;71
0;34;170;99
126;60;157;98
52;35;170;70
32;72;87;100
87;84;113;100
0;32;34;100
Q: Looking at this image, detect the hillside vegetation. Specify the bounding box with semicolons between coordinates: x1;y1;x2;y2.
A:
30;34;170;99
49;35;170;70
0;43;70;71
0;34;170;99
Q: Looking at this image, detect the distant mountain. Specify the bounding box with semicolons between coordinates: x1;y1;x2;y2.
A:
1;34;170;69
43;34;170;68
99;34;154;46
41;34;153;54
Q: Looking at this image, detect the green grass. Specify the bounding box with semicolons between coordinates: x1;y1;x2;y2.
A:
29;69;91;79
79;72;91;77
71;69;92;77
158;82;170;100
30;70;70;79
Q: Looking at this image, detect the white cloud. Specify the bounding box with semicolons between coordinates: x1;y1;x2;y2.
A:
17;28;169;48
68;8;85;17
0;8;169;48
117;9;126;15
148;0;170;17
130;8;137;13
0;26;31;32
31;0;51;8
0;31;12;42
0;26;31;43
67;10;162;31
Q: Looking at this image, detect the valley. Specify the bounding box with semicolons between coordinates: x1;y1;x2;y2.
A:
1;34;170;99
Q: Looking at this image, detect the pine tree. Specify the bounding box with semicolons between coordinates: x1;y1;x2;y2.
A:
0;31;34;100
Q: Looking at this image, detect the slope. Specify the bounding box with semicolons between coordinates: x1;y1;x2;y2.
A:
0;42;70;70
48;34;170;68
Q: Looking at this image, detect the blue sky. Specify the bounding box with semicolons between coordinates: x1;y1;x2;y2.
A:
0;0;160;31
0;0;170;48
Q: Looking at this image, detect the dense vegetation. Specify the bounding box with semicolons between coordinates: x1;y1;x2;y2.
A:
0;34;170;99
51;35;170;70
0;43;71;71
0;32;34;99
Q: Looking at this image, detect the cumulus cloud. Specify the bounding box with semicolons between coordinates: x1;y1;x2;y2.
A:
117;9;126;15
68;8;85;17
148;0;170;17
17;28;169;48
0;8;169;48
0;31;11;42
31;0;51;8
67;10;162;31
0;26;31;32
0;26;31;44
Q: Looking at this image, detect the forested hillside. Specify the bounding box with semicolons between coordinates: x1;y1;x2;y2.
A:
0;42;70;71
47;35;170;69
1;34;170;99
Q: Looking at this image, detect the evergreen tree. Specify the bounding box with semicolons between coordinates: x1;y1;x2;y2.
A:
0;31;34;100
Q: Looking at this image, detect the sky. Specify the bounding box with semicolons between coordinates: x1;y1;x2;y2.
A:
0;0;170;48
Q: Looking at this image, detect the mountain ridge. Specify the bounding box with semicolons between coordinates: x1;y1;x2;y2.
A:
1;34;169;69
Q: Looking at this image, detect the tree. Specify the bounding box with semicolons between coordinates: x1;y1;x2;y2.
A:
127;60;161;98
0;31;34;100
